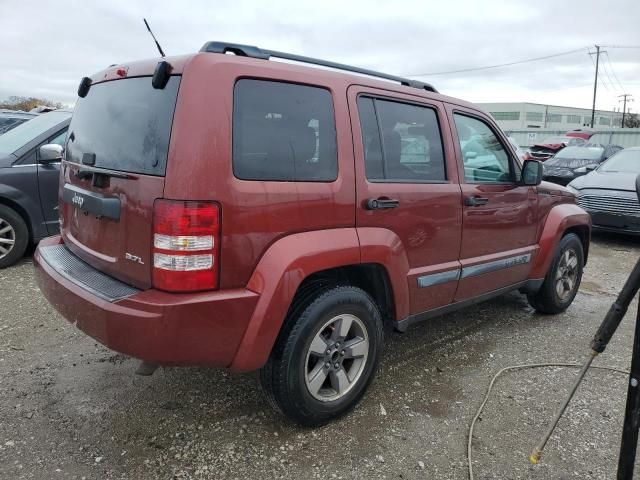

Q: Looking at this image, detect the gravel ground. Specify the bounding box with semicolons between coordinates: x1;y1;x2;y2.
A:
1;232;640;479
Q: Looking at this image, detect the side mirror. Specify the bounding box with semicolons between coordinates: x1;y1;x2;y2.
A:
521;160;543;186
464;151;477;160
39;144;63;164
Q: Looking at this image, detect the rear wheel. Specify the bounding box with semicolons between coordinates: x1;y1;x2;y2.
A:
260;285;383;426
527;233;583;314
0;205;29;269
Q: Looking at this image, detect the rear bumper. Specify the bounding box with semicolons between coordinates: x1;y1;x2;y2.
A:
34;236;260;367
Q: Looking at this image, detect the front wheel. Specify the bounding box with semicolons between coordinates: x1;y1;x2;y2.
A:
527;233;584;314
260;286;383;426
0;205;29;269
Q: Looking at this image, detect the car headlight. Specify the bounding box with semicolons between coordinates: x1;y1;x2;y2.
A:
574;164;597;173
565;184;580;196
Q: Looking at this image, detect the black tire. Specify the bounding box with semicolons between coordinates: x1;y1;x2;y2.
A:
0;205;29;269
260;285;383;426
527;233;584;314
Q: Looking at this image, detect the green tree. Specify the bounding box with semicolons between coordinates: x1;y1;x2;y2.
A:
0;96;64;112
623;113;640;128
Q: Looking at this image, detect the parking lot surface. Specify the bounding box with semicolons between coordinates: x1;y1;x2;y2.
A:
1;233;639;479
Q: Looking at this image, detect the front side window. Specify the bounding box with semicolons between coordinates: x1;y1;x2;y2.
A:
357;97;446;182
48;129;68;147
454;114;512;183
233;80;337;182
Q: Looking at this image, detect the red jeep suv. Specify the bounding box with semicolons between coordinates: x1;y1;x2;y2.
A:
34;42;591;426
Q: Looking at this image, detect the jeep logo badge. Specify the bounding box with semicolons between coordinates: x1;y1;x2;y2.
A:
72;193;84;208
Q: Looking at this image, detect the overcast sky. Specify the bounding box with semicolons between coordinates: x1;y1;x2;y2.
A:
2;0;639;112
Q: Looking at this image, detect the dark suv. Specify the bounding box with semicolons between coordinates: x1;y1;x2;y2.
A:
0;110;71;267
35;43;591;426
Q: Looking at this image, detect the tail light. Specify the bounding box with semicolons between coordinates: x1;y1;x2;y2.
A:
152;200;220;292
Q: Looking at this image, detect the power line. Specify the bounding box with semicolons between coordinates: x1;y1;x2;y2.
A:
404;47;588;77
598;54;621;93
601;45;640;49
588;48;615;94
604;51;626;92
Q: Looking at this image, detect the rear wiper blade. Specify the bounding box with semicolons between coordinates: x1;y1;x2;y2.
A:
74;165;133;179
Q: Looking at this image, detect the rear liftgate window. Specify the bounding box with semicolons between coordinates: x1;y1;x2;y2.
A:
66;76;180;176
233;79;338;181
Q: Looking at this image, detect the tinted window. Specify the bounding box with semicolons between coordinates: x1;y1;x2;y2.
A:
357;97;446;182
0;111;70;156
454;114;512;183
233;80;337;182
48;129;68;147
66;77;180;176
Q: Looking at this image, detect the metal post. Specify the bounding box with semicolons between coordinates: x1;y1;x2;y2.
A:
591;45;600;128
619;94;630;129
617;299;640;479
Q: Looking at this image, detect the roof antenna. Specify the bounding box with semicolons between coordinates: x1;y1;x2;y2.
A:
143;18;166;57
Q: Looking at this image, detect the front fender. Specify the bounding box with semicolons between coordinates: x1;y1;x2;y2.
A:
230;228;360;372
0;180;44;240
529;203;591;279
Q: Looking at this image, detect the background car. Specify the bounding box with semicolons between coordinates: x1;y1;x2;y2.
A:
565;127;596;141
0;109;37;135
542;143;623;185
508;136;527;163
567;147;640;235
524;135;587;162
0;110;71;267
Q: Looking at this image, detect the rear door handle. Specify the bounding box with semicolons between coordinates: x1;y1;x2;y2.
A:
366;198;400;210
464;196;489;207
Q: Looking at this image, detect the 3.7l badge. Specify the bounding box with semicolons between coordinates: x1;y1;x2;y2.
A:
125;253;144;265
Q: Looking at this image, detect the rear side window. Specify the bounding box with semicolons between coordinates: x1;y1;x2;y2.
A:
357;97;446;182
66;76;180;176
233;80;337;182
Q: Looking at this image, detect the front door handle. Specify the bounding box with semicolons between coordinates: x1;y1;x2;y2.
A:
464;196;489;207
366;198;400;210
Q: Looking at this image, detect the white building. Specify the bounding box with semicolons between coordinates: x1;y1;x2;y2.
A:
476;102;623;131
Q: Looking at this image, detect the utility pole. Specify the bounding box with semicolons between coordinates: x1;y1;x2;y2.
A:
590;45;602;129
619;94;634;128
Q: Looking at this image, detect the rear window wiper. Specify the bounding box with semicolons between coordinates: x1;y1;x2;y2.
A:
74;164;133;180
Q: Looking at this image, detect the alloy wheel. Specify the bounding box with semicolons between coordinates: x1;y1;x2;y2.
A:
0;218;15;260
555;248;579;301
304;314;369;402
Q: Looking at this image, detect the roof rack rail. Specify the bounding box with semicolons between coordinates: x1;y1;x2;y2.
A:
199;41;437;93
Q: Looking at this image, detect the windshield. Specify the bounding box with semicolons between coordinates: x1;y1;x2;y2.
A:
0;111;70;155
0;117;30;135
598;149;640;174
67;76;180;176
553;146;603;161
